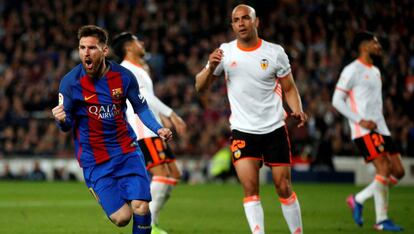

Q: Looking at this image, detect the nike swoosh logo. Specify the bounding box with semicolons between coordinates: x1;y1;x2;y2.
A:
84;94;96;101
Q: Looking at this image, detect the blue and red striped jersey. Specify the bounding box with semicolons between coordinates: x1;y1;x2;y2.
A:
57;61;162;167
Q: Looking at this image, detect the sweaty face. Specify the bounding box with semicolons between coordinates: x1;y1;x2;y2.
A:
79;36;108;77
231;6;258;41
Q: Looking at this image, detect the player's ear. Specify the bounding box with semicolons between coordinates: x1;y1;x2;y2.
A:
103;45;109;57
255;17;260;28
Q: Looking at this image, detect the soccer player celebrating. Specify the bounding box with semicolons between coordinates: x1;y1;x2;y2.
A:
332;31;405;232
111;32;187;234
195;4;306;234
52;25;172;234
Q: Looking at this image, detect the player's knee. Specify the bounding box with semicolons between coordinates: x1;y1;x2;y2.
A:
131;200;150;216
242;182;259;196
274;179;291;197
171;170;181;180
110;212;132;227
393;167;405;179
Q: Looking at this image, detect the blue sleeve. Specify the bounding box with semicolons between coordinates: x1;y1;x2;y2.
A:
57;75;74;132
126;72;162;133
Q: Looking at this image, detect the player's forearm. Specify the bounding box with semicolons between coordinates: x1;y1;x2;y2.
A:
284;87;303;113
137;108;163;134
146;93;173;117
195;67;215;93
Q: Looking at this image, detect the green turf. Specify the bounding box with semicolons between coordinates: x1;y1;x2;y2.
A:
0;181;412;233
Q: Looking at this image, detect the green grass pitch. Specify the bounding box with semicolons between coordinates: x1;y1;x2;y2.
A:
0;181;412;233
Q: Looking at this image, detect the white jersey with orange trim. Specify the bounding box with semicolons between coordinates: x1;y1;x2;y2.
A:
212;39;290;134
332;59;390;139
121;60;173;139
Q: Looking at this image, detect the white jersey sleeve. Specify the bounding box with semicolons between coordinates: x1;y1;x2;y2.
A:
336;66;354;91
276;46;291;78
332;65;362;124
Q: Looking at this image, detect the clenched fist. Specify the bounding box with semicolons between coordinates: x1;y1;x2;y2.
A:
52;105;66;123
157;127;173;142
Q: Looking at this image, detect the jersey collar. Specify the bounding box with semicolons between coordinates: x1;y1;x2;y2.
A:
237;38;262;52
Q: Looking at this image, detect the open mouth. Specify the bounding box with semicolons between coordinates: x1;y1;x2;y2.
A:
85;59;93;70
239;29;247;34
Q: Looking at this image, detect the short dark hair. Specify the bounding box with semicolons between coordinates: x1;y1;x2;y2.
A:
352;31;375;51
77;25;108;44
111;32;136;61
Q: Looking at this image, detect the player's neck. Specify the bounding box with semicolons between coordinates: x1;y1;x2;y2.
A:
237;36;260;50
358;54;373;66
92;61;109;79
125;54;144;68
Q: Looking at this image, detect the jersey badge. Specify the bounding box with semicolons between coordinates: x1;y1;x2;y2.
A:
58;93;64;105
111;88;123;99
234;149;241;159
230;61;237;68
260;59;269;70
231;139;246;159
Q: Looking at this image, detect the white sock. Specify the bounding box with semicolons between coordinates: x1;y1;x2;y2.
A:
355;180;375;204
149;176;177;225
243;195;265;234
373;175;389;223
280;192;303;234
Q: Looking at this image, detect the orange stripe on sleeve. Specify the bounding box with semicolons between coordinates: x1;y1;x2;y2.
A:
279;192;297;205
243;195;260;203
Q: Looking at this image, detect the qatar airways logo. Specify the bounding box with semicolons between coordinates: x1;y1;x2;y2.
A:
88;104;122;119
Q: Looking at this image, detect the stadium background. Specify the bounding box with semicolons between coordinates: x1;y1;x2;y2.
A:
0;0;413;233
0;0;413;162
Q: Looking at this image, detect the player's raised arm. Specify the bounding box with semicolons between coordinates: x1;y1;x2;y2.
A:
53;78;74;132
126;74;172;141
195;48;223;92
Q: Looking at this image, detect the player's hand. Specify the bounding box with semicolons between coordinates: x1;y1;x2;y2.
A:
291;112;308;128
157;127;173;142
207;48;223;71
52;105;66;123
359;119;377;130
170;112;187;136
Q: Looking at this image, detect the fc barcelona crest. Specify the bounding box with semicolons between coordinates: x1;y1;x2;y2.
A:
112;88;123;99
260;59;269;70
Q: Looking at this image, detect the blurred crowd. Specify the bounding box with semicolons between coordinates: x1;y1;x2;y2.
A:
0;0;413;167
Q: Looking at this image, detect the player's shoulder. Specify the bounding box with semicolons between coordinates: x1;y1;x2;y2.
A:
342;60;360;72
61;64;83;85
261;39;285;52
219;40;236;51
110;60;136;78
120;60;148;77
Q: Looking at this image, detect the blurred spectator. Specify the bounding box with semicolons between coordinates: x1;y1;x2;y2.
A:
0;0;413;163
0;162;16;180
26;160;46;181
